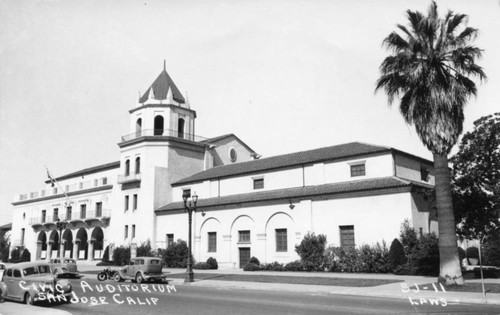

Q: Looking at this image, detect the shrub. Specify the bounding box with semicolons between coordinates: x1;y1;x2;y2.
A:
357;243;390;273
20;248;31;262
388;238;406;271
283;260;303;271
413;233;439;276
112;246;131;266
1;247;9;262
206;257;218;269
243;262;260;271
458;247;466;265
295;233;327;271
102;246;110;262
159;239;191;268
9;247;21;263
324;246;359;273
96;261;115;266
482;231;500;267
137;240;155;257
370;241;391;273
193;262;211;269
466;246;479;259
399;219;419;258
261;261;283;271
248;256;260;266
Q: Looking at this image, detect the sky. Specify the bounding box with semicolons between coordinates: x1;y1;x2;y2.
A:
0;0;499;226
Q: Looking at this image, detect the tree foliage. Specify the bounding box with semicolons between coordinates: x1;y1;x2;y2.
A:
375;0;486;285
451;112;500;240
0;230;10;262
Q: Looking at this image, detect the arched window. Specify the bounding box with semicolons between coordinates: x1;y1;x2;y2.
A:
136;118;142;137
125;159;130;176
135;157;141;174
154;116;164;136
178;118;185;139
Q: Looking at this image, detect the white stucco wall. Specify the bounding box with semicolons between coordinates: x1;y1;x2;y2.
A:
156;190;422;269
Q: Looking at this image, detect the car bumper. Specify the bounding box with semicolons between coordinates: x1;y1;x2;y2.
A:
144;274;168;280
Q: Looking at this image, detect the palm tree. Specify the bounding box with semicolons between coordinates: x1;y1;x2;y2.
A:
375;1;486;285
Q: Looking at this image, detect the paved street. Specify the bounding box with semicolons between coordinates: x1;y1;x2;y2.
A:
10;277;496;315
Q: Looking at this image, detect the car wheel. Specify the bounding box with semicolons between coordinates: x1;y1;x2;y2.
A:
97;272;107;281
24;292;34;305
114;273;124;282
135;273;144;284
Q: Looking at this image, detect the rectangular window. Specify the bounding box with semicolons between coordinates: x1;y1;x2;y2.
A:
102;177;108;185
125;196;129;211
53;208;59;221
253;178;264;190
420;167;430;182
350;164;365;177
133;194;138;210
208;232;217;252
21;228;25;246
166;234;174;248
339;225;355;249
275;229;287;252
96;202;102;217
41;210;46;223
132;225;136;238
182;189;191;199
66;206;72;220
239;230;251;243
80;204;86;219
124;225;128;239
94;179;98;187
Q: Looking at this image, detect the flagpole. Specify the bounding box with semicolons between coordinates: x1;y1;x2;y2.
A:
45;166;71;207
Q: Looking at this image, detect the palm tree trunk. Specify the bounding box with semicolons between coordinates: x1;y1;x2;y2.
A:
434;153;464;285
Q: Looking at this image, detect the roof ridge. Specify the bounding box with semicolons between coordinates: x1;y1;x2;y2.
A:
174;142;392;185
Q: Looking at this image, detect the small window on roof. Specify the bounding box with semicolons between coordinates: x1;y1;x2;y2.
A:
350;164;365;177
420;166;430;182
229;147;237;163
253;178;264;190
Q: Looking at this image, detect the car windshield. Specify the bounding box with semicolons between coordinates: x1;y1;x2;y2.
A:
23;265;51;276
65;259;76;264
150;259;160;265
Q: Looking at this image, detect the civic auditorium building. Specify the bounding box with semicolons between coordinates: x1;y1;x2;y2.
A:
10;65;437;268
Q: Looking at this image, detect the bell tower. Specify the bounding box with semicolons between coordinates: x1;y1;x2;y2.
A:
116;62;206;250
127;61;196;141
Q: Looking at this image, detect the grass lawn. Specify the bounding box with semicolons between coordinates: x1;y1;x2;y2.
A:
411;282;500;294
168;273;402;287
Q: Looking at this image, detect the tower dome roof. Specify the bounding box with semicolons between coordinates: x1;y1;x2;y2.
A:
139;65;185;104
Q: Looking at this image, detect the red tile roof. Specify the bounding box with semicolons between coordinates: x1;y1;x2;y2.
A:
173;142;392;185
157;176;431;213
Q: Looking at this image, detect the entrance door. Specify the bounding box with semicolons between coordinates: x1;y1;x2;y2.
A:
239;248;250;268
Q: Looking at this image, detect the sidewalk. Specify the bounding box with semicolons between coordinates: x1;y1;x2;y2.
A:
78;264;500;306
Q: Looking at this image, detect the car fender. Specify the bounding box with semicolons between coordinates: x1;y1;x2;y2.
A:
0;281;7;298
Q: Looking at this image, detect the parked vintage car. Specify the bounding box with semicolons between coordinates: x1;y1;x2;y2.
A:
0;261;73;305
114;257;168;283
49;257;79;277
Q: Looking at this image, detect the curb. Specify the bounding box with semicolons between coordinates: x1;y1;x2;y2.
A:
78;272;500;306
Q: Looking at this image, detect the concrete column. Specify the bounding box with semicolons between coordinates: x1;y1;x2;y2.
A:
59;242;65;258
73;242;79;260
88;241;94;261
47;243;53;260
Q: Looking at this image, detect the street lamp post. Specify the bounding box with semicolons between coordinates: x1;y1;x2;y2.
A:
182;191;204;283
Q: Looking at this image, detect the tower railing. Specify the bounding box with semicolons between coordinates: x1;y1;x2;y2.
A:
121;129;208;142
